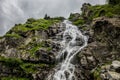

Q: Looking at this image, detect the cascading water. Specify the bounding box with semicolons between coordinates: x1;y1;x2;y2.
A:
47;20;88;80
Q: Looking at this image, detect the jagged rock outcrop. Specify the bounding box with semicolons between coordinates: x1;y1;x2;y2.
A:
0;18;63;79
67;2;120;79
75;17;120;80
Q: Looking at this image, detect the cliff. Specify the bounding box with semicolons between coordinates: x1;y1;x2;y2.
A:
69;2;120;80
0;1;120;80
0;18;64;80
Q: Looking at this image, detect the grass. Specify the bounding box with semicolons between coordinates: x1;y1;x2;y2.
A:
73;19;85;26
28;42;44;56
12;19;60;33
27;40;52;56
69;3;120;26
0;56;48;74
92;67;102;80
1;77;29;80
20;63;47;73
46;47;52;51
5;33;21;38
0;56;22;67
89;4;120;19
0;36;3;39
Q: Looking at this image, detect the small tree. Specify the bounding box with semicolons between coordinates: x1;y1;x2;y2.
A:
107;0;120;5
44;14;50;20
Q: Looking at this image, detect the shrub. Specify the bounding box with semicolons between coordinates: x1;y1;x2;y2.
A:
107;0;120;5
73;19;85;26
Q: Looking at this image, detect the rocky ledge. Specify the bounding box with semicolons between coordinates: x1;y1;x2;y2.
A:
0;18;64;80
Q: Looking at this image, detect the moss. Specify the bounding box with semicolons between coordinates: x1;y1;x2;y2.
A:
73;19;85;26
82;26;89;31
50;17;65;21
28;42;43;56
20;63;38;73
20;61;47;73
106;12;114;17
12;18;60;33
69;13;75;21
26;18;36;24
29;46;40;56
1;77;29;80
0;56;48;75
92;62;113;80
47;47;52;51
93;68;102;80
88;4;120;19
0;36;3;39
5;33;21;38
0;56;22;67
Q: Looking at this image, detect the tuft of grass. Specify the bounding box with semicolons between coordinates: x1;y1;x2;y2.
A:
73;19;85;26
93;68;102;80
0;56;49;76
12;19;60;33
5;33;21;38
0;56;22;67
88;4;120;19
1;77;29;80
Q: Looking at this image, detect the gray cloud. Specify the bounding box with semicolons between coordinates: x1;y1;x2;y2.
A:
0;0;106;36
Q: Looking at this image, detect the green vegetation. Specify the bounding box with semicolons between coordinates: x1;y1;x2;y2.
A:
107;0;120;5
68;13;76;21
69;1;120;26
93;68;101;80
0;56;22;67
69;13;85;26
12;19;59;33
26;18;36;24
1;77;29;80
92;61;113;80
28;43;42;56
44;14;50;20
50;17;65;21
89;4;120;19
73;19;85;26
46;47;52;51
28;41;50;56
5;33;21;38
0;36;3;39
0;56;49;80
0;56;48;76
20;63;47;73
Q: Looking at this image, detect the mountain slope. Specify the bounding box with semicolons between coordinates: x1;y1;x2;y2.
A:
0;1;120;80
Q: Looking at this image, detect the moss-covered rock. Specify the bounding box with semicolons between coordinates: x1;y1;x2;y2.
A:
0;17;62;79
11;19;59;33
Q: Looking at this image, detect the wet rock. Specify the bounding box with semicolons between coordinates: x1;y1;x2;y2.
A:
111;61;120;70
34;47;57;64
94;61;120;80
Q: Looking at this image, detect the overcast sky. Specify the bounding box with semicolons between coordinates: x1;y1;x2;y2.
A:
0;0;106;36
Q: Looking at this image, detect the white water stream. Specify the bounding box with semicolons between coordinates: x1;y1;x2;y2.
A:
47;20;88;80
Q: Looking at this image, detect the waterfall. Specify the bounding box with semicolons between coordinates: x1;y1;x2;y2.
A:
47;20;88;80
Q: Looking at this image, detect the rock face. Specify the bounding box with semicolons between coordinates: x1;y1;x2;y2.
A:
68;1;120;79
74;16;120;80
0;18;63;79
